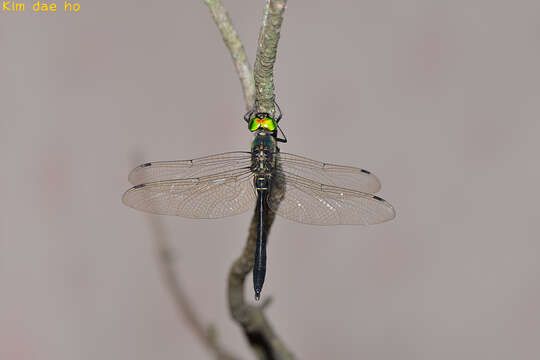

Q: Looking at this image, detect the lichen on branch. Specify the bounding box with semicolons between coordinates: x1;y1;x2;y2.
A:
254;0;287;115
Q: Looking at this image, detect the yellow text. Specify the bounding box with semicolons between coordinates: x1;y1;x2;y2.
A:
2;1;26;12
33;1;56;12
64;1;79;12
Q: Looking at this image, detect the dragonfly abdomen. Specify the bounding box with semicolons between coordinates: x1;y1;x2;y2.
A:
253;175;270;300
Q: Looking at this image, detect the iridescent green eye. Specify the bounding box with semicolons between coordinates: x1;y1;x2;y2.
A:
248;117;277;132
261;118;277;131
248;118;261;131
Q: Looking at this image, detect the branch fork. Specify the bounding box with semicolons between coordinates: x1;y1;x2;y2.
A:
157;1;292;359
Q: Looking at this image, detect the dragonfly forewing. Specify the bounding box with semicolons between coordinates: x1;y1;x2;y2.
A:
276;152;382;194
128;152;252;185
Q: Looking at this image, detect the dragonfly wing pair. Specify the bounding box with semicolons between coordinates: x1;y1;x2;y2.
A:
122;151;395;224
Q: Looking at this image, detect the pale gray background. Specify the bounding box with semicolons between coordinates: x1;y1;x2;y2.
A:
1;1;539;359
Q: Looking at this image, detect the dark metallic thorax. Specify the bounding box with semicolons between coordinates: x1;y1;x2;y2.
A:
250;131;277;190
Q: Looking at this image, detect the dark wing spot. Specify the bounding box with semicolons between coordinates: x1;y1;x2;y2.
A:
141;163;152;168
372;195;385;202
361;169;371;174
133;184;146;189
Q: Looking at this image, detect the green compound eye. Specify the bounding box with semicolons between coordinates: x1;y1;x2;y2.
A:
248;118;261;131
248;117;277;132
261;118;277;131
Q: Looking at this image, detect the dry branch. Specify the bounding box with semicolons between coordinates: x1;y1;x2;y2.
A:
147;0;292;358
219;0;294;359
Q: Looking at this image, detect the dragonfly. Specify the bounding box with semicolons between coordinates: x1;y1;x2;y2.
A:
122;103;395;300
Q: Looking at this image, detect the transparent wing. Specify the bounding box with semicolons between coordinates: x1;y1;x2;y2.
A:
122;168;256;218
268;171;395;225
128;152;252;185
277;152;381;194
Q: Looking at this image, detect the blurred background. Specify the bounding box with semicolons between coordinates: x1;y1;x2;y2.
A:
1;0;540;359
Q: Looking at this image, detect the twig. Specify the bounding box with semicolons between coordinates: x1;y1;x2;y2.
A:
149;216;240;360
253;0;287;115
203;0;293;358
147;1;290;358
222;0;294;359
204;0;255;110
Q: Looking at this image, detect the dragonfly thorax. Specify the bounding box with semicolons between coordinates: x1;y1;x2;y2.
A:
251;132;276;175
252;130;276;147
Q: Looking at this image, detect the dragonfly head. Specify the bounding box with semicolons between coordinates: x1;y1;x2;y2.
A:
244;104;287;143
248;113;277;133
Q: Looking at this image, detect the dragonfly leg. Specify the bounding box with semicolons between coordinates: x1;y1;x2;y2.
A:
244;108;256;123
273;100;282;123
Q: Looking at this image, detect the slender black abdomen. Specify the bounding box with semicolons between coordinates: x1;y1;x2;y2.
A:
253;185;268;300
